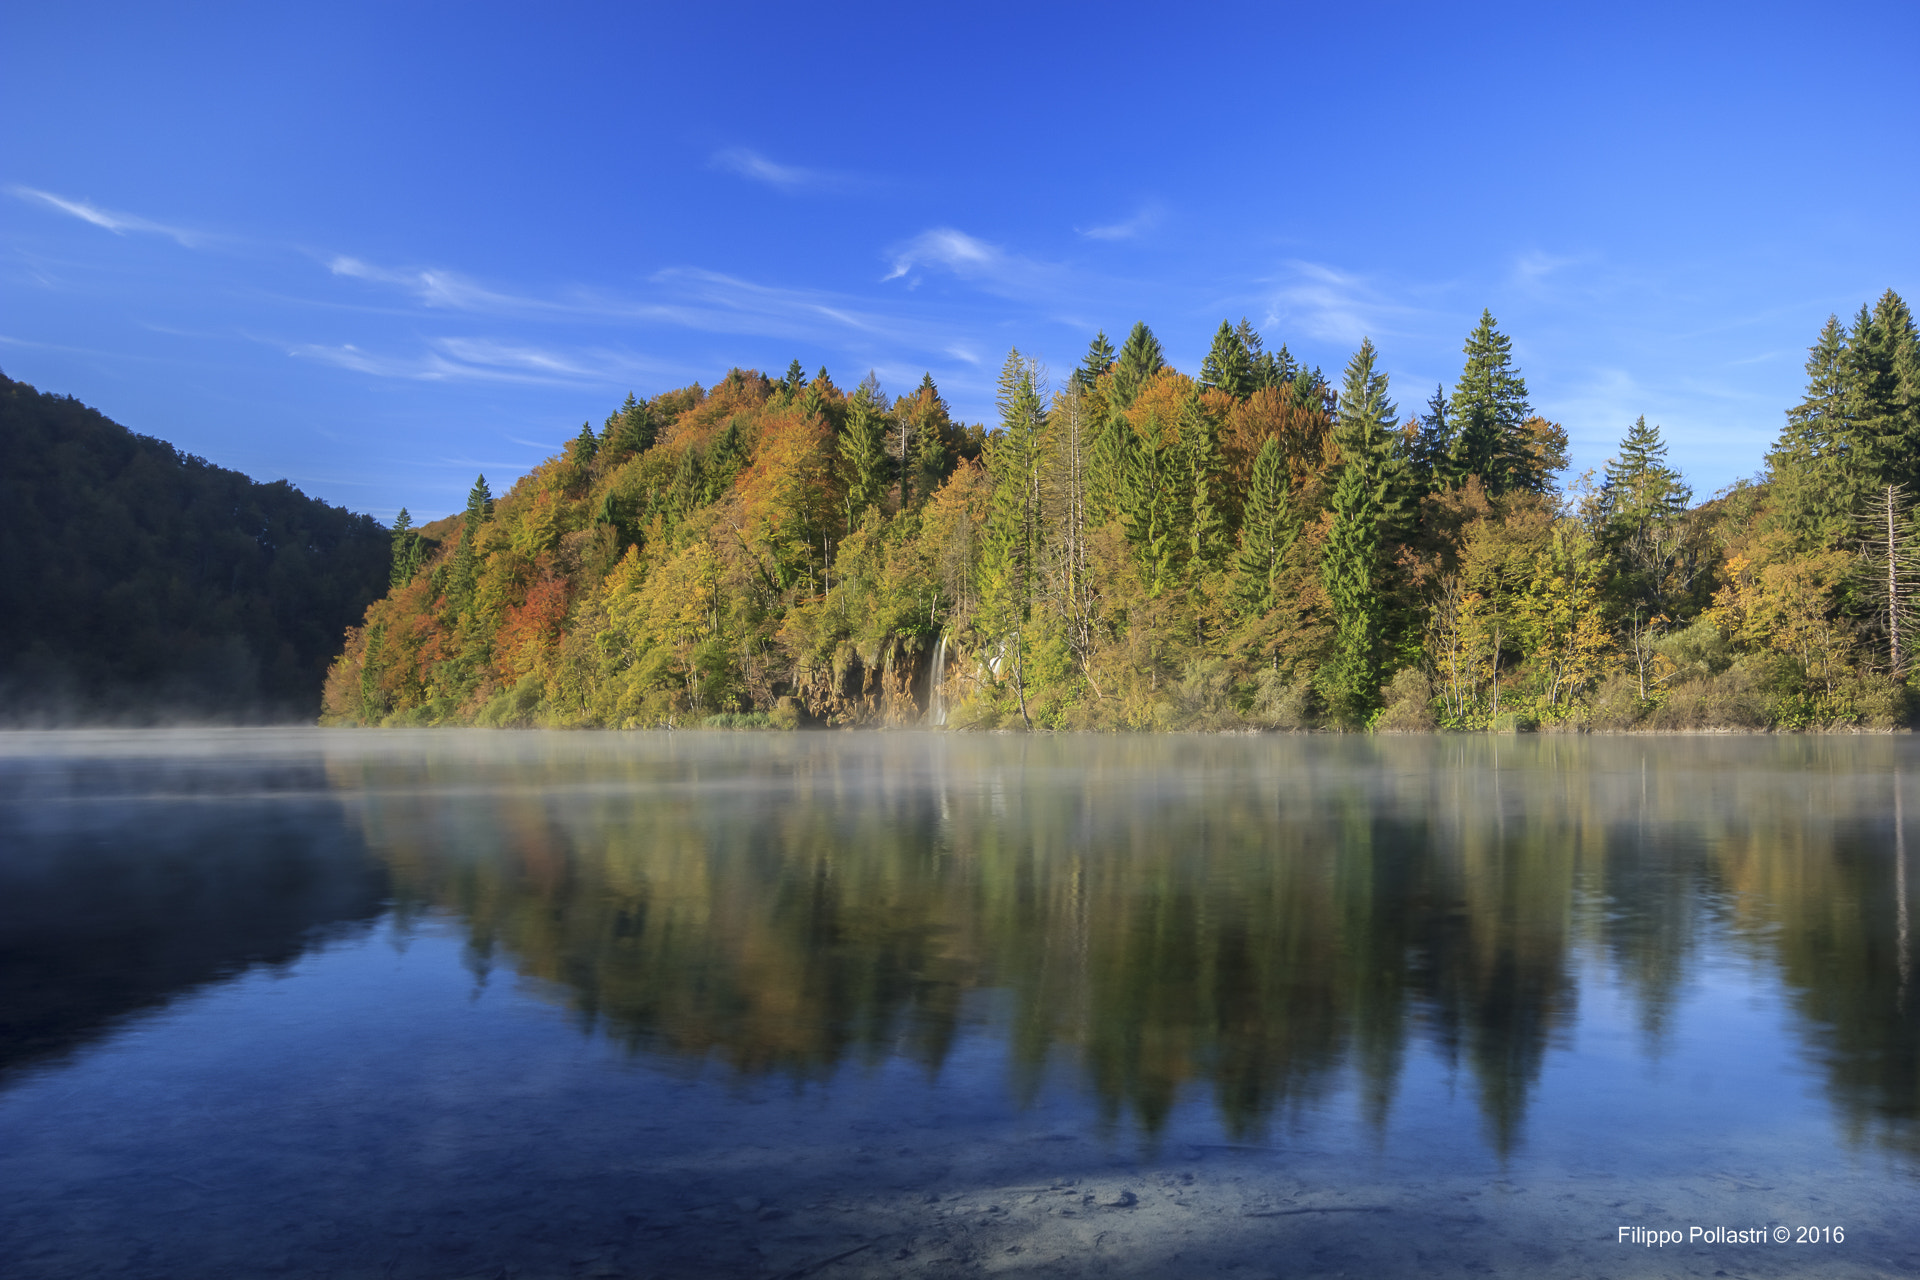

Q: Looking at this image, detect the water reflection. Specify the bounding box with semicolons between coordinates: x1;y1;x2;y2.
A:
309;733;1919;1157
0;741;386;1074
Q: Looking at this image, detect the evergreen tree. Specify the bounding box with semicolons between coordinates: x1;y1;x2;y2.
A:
1320;459;1383;726
1199;319;1255;399
780;359;807;400
981;351;1048;725
1231;437;1295;615
1446;310;1533;495
1335;339;1414;539
1073;331;1116;391
1850;292;1920;492
1234;318;1281;390
389;507;421;589
1599;416;1692;611
1110;321;1165;409
1288;360;1328;413
567;421;599;467
1411;385;1453;493
446;475;492;614
1177;389;1228;567
1768;315;1856;544
1088;408;1135;526
604;393;655;459
1319;340;1406;723
1118;418;1177;596
901;373;957;507
840;372;892;522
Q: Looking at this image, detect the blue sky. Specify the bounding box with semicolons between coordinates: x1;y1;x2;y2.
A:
4;1;1915;522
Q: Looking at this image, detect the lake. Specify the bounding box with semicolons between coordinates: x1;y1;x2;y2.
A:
1;729;1915;1278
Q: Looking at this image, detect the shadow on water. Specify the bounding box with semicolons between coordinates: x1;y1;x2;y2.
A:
0;739;388;1077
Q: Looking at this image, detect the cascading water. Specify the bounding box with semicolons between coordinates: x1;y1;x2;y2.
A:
928;634;948;727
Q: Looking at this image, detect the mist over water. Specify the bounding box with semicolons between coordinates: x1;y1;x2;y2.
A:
1;730;1916;1277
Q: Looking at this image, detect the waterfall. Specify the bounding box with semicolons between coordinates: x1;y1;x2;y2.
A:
928;634;948;727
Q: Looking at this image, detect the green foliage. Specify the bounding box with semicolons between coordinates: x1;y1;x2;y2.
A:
327;299;1919;734
1200;320;1254;399
1110;321;1165;409
0;374;390;721
1446;310;1535;495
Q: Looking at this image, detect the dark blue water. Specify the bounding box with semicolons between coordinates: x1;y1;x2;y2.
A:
0;730;1915;1278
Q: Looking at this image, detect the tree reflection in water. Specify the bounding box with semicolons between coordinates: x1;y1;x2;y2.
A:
328;733;1920;1157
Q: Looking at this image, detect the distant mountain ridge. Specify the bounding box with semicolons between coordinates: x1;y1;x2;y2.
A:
0;373;391;722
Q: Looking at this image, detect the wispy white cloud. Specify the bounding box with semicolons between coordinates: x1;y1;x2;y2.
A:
285;336;672;387
10;186;202;246
880;228;1070;308
709;148;849;192
327;256;537;313
1077;205;1163;242
1512;249;1584;284
1262;260;1434;346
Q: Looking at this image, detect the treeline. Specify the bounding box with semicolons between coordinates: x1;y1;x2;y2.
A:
0;374;392;722
325;292;1920;731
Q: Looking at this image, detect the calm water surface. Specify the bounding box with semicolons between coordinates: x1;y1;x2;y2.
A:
0;730;1915;1278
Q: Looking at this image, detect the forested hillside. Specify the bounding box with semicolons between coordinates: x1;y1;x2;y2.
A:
0;375;391;722
325;292;1920;731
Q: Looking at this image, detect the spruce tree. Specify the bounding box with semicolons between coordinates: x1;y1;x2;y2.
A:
1118;419;1176;595
840;372;892;521
1412;385;1453;492
1600;416;1691;611
1177;389;1227;567
1320;459;1383;726
447;475;492;613
1446;310;1533;495
1231;437;1294;615
779;360;810;401
567;421;599;467
1767;315;1855;544
1073;331;1116;391
1199;319;1255;399
389;507;419;588
981;351;1047;724
1110;321;1165;409
1319;340;1407;723
605;393;655;459
1234;318;1277;389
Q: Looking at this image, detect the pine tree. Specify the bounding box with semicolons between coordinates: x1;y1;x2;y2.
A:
840;372;892;522
1110;321;1165;409
1073;331;1116;391
781;359;807;400
1446;310;1533;495
1231;437;1294;615
1199;320;1255;399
